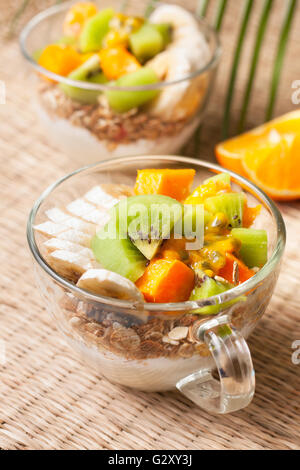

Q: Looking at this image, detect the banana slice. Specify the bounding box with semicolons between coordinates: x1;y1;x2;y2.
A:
146;50;192;120
43;238;94;259
57;229;91;248
77;269;144;302
47;250;99;282
150;4;210;59
149;5;200;38
146;4;210;120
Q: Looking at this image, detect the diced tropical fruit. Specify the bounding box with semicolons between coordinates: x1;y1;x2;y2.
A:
92;226;147;283
60;55;108;104
159;236;191;263
218;253;255;285
99;46;141;80
38;44;83;81
129;23;164;62
173;205;206;242
103;29;130;48
189;234;239;275
185;175;231;205
113;195;182;260
205;212;230;234
152;23;172;47
136;258;195;303
232;228;268;268
243;203;261;228
79;8;115;52
134;169;196;202
110;12;144;33
203;172;231;187
215;110;300;201
105;67;159;112
63;2;98;37
190;277;232;315
204;193;246;228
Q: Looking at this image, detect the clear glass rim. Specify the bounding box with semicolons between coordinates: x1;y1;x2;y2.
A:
27;155;286;313
19;0;222;92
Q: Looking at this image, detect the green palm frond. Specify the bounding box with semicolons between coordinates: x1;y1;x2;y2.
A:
193;0;229;156
197;0;210;17
214;0;228;31
237;0;274;133
266;0;297;120
222;0;254;139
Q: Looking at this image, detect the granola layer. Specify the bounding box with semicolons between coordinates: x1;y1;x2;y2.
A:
38;82;191;149
59;293;211;361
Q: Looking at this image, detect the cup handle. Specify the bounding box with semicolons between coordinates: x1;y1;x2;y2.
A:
176;318;255;414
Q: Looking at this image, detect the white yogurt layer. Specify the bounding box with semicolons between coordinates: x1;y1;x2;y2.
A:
65;334;213;392
35;101;201;168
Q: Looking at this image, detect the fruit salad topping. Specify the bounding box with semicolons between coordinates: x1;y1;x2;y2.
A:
36;3;210;114
35;169;267;314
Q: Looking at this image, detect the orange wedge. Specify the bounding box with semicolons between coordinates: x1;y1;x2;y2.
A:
242;133;300;201
215;110;300;200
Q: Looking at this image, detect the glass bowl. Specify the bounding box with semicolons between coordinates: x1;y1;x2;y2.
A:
27;156;286;414
20;0;221;167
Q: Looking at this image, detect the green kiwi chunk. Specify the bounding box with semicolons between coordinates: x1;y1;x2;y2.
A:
152;23;172;47
203;172;231;187
114;194;183;260
204;193;246;228
91;227;147;283
105;67;159;113
190;277;231;315
60;55;108;104
129;23;164;62
232;228;268;268
79;8;115;53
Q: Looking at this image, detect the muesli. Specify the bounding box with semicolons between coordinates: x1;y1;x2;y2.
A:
34;3;211;157
34;168;268;378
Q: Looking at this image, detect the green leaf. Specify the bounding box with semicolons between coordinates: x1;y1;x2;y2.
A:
238;0;274;133
214;0;228;32
197;0;209;17
265;0;297;121
222;0;254;139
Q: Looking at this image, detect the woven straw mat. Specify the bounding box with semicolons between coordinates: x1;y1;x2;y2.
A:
0;0;299;450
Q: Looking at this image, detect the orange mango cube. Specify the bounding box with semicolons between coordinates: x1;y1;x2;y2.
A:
218;253;254;285
134;169;196;202
136;258;195;303
99;46;141;80
38;44;83;81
